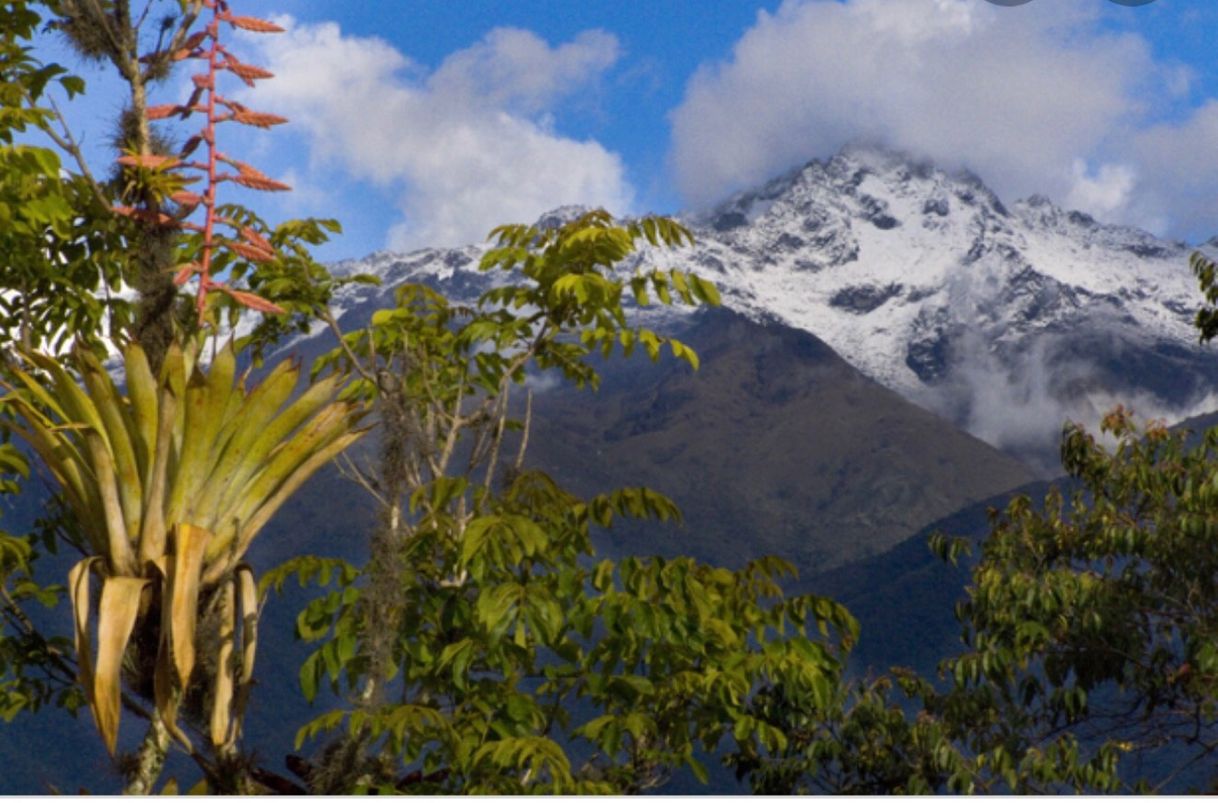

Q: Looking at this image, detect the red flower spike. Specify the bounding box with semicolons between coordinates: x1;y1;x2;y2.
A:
170;31;208;62
130;0;293;324
180;31;209;52
233;159;266;178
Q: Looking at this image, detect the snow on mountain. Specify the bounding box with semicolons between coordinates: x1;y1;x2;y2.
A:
669;145;1218;465
683;145;1199;392
324;144;1218;469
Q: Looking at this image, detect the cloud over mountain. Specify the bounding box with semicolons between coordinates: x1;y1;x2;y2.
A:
669;0;1218;240
249;19;634;250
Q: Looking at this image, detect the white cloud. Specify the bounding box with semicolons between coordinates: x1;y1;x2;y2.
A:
1131;101;1218;238
1064;159;1137;222
429;27;619;115
247;20;633;250
670;0;1218;239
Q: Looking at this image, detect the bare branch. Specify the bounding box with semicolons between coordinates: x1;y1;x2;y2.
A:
464;403;497;476
514;389;533;473
321;307;375;383
43;95;110;208
337;452;387;508
133;0;155;33
434;378;467;478
481;389;511;496
0;583;37;636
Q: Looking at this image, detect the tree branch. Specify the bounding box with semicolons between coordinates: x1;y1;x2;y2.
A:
42;95;110;208
321;307;375;383
514;390;533;473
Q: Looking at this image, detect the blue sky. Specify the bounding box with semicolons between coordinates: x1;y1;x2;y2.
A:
37;0;1218;261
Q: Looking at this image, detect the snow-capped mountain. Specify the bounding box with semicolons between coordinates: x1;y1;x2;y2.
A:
321;144;1218;469
676;145;1218;464
686;145;1198;391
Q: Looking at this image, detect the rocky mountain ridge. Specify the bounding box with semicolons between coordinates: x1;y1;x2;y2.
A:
319;144;1218;470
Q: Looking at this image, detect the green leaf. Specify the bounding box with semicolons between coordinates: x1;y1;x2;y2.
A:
299;652;321;703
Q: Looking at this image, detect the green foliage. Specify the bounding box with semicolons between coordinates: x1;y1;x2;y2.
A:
166;204;376;361
0;529;81;722
934;409;1218;792
736;669;962;794
277;471;857;793
236;216;378;360
478;210;714;385
927;531;972;567
1193;250;1218;344
0;2;131;352
0;4;78;138
0;431;83;723
318;210;717;399
5;3;840;795
756;408;1218;794
23;1;1198;793
265;211;873;793
732;403;1218;794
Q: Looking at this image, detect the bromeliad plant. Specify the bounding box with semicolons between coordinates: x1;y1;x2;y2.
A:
0;0;366;791
2;337;366;757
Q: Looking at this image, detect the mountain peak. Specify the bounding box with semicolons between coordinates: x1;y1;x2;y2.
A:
698;142;1021;239
328;143;1217;470
668;144;1216;466
532;204;593;231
